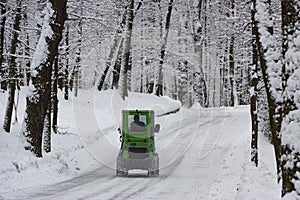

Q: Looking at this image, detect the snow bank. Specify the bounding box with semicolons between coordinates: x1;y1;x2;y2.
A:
0;87;98;196
236;134;281;200
1;88;283;199
0;88;181;197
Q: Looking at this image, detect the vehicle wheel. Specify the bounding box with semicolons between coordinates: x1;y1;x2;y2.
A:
148;171;155;177
116;152;128;177
116;170;122;177
155;154;159;169
154;169;159;177
148;170;159;177
116;169;128;177
148;154;159;177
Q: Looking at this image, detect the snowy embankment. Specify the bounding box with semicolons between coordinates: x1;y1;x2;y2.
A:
0;88;181;198
0;88;284;200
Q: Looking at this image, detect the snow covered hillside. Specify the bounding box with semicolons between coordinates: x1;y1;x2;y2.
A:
0;88;282;199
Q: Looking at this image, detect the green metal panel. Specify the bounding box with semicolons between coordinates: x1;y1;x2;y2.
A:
121;110;156;159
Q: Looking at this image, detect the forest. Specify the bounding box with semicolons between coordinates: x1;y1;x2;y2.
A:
0;0;299;198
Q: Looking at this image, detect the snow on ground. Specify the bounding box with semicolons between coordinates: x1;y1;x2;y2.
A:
0;88;282;200
0;88;180;199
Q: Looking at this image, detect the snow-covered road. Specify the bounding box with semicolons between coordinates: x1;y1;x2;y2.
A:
9;106;250;200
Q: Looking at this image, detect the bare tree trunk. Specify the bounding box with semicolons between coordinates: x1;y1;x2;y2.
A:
52;56;58;133
127;47;132;92
74;66;79;97
121;0;134;100
111;39;123;89
254;0;282;182
250;0;259;167
140;51;144;93
0;0;6;90
43;88;51;153
64;24;69;100
74;1;82;97
229;0;238;107
98;63;110;91
192;0;208;107
3;0;22;132
25;34;31;86
229;36;235;107
219;66;224;107
156;0;174;96
23;0;67;157
20;5;30;87
202;0;208;105
223;39;229;107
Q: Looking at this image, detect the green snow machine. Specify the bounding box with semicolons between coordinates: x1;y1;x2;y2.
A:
116;110;160;177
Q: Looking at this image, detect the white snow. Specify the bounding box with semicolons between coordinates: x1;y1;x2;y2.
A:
30;2;54;78
0;88;282;199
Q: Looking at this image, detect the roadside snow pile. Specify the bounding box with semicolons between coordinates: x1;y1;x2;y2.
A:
0;88;96;196
0;132;98;196
236;134;281;200
70;88;181;137
124;92;181;115
0;87;181;197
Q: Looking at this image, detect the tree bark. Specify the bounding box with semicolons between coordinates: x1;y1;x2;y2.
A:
0;0;6;90
64;23;69;100
121;0;134;100
23;0;67;157
3;0;22;132
25;34;31;86
254;0;282;182
250;0;259;167
43;90;51;153
156;0;174;96
192;0;208;107
52;56;58;133
111;39;123;89
74;1;82;97
223;39;229;107
229;36;235;107
229;0;238;107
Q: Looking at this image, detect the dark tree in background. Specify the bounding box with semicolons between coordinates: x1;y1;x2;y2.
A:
121;0;134;100
250;0;259;167
3;0;23;132
155;0;174;96
0;0;6;90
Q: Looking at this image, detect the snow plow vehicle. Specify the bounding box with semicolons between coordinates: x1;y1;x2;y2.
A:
116;110;160;177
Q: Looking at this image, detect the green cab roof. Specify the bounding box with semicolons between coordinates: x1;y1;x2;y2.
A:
122;110;154;114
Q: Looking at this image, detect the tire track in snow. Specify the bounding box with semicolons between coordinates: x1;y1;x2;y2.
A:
131;109;233;200
79;111;203;200
16;108;240;200
103;110;212;200
22;167;115;200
